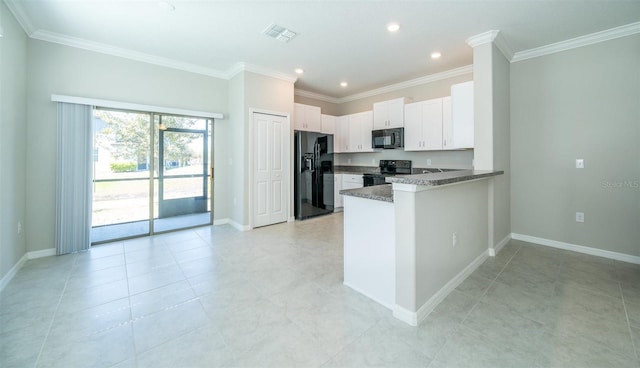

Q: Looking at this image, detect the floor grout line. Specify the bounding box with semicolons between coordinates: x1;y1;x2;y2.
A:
620;283;640;361
32;254;78;368
426;243;523;366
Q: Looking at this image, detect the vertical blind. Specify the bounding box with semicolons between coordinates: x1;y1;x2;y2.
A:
55;103;93;255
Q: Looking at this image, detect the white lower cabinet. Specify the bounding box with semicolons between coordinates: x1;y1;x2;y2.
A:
335;173;363;209
342;174;364;190
334;174;343;208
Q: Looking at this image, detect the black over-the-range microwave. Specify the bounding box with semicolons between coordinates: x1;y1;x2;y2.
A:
372;128;404;149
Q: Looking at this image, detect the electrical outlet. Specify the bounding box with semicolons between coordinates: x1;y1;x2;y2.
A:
452;232;457;247
348;158;352;164
576;159;584;169
17;222;22;235
372;158;375;164
576;212;585;223
427;159;432;166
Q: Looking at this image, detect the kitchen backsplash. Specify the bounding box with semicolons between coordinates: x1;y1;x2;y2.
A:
334;149;474;170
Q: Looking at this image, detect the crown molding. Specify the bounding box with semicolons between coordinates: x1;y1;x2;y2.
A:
294;89;341;104
493;31;514;61
466;30;499;48
294;65;473;104
512;21;640;63
466;30;513;61
28;29;298;83
31;30;230;79
4;0;35;35
227;62;297;84
337;65;473;104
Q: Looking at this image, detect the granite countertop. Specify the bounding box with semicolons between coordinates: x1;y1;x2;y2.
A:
339;170;503;203
385;170;504;186
334;165;379;175
340;184;393;203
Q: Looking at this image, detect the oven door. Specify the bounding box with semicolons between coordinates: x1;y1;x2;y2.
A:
363;174;387;187
363;174;376;187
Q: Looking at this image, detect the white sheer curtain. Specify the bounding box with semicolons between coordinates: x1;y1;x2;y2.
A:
55;103;93;255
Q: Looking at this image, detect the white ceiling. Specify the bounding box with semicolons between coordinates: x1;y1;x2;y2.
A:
5;1;640;99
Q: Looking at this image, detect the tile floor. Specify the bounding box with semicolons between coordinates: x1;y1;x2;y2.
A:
1;212;639;367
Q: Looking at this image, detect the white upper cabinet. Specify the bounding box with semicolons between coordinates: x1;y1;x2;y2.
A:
449;81;474;149
373;98;406;129
294;103;322;132
348;111;374;152
441;96;453;149
403;101;423;151
403;98;443;151
321;114;336;135
335;116;350;153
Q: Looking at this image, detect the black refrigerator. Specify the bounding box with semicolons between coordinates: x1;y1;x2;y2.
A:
294;131;334;220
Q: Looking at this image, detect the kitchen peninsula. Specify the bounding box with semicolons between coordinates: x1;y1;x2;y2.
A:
340;169;503;326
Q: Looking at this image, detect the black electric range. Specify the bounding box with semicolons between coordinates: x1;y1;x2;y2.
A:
363;160;412;187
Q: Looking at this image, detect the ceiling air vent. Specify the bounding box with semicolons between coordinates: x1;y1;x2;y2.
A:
263;23;298;43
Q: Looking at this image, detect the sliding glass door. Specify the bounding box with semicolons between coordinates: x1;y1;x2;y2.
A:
154;116;211;232
91;109;212;244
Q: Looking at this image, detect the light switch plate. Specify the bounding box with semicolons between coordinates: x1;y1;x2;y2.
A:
576;212;585;223
576;159;584;168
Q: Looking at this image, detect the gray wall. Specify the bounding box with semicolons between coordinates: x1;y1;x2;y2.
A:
294;94;340;116
0;1;28;281
511;34;640;257
491;44;511;247
25;40;229;252
243;71;295;226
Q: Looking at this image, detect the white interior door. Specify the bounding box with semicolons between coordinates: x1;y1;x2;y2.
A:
254;113;287;228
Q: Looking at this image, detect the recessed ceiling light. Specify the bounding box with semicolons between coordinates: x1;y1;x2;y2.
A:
340;82;348;87
387;23;400;32
295;68;304;75
431;52;442;59
157;1;175;11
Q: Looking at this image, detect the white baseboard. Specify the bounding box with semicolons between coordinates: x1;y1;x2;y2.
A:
0;247;56;293
213;218;229;226
288;216;295;222
343;281;394;310
27;248;56;259
213;218;250;231
229;219;250;231
511;233;640;265
392;305;419;326
393;249;489;326
489;234;512;257
0;254;28;292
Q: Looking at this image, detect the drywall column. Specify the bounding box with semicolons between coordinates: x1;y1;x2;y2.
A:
393;179;490;326
467;31;511;253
